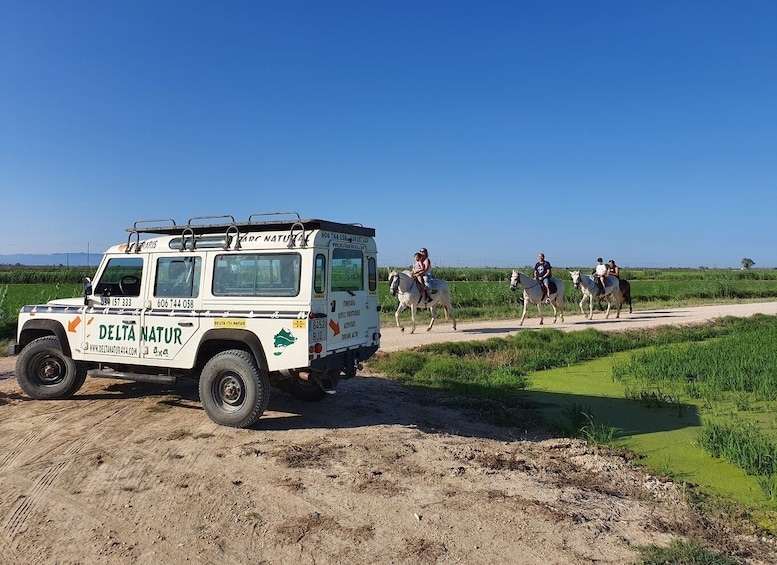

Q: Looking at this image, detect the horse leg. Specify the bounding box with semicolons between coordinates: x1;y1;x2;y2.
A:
447;300;457;330
583;293;594;320
604;295;612;319
427;304;437;332
410;303;417;334
395;303;407;332
520;297;529;326
536;300;544;325
550;298;558;323
578;295;586;317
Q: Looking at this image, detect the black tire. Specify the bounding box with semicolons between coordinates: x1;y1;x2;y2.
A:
16;336;88;399
198;350;269;428
279;376;328;402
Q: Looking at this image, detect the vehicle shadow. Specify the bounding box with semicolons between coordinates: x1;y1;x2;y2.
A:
36;372;699;443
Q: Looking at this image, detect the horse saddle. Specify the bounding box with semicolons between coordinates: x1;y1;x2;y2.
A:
545;280;558;297
427;278;439;294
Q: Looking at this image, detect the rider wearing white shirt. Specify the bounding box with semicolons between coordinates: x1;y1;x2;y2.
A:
594;257;608;297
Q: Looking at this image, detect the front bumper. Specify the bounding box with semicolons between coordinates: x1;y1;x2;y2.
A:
8;343;20;356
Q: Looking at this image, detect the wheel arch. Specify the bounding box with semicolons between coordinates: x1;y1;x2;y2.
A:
17;319;72;356
195;329;269;373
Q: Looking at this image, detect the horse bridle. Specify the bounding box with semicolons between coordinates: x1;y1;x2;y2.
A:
511;272;544;292
389;273;400;296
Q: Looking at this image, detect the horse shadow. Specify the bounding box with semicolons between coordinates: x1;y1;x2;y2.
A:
461;327;523;334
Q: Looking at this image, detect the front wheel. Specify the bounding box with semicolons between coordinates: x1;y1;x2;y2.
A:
199;350;270;428
16;336;87;399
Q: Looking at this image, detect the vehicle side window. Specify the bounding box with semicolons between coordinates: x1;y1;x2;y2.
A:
331;248;364;292
213;253;300;297
314;254;326;294
368;257;377;292
155;256;202;298
93;257;144;297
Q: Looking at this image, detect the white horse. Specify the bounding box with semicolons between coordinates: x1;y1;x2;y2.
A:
509;270;565;325
570;271;623;320
388;270;457;333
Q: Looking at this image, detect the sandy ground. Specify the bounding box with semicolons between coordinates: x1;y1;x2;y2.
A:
2;302;777;564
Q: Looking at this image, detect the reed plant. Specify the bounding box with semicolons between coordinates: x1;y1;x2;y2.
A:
612;315;777;402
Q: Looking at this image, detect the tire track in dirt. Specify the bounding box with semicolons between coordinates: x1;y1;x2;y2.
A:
0;395;145;549
4;460;71;537
0;428;45;473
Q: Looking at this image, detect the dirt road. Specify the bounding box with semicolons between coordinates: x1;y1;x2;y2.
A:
1;303;776;564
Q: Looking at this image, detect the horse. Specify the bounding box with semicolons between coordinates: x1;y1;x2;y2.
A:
570;271;623;319
388;270;457;333
509;270;565;325
607;279;633;314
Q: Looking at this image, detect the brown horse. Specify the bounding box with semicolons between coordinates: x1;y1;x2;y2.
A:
618;279;633;313
596;279;632;313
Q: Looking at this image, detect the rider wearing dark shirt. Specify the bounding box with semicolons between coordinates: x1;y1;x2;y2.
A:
534;253;552;302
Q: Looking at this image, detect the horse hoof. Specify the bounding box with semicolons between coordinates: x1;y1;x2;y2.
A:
400;327;405;333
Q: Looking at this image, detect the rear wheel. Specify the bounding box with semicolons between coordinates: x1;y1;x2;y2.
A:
199;350;269;428
16;336;87;399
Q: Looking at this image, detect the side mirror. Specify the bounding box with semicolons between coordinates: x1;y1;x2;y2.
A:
83;277;93;305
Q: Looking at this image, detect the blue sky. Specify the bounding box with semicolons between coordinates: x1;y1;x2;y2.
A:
2;1;775;269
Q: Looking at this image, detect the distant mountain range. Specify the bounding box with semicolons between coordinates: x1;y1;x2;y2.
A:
0;253;96;267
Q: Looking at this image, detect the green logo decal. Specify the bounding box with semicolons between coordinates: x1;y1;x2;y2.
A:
273;328;297;356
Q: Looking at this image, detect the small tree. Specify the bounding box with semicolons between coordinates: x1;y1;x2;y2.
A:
741;258;755;270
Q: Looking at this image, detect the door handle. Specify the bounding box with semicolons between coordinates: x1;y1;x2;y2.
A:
178;322;194;327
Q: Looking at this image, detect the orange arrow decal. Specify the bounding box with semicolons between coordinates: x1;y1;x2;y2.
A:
67;317;81;333
329;319;340;336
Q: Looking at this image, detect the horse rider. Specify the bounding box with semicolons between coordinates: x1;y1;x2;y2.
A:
534;253;552;303
419;248;432;290
607;259;620;278
412;251;432;304
593;257;608;297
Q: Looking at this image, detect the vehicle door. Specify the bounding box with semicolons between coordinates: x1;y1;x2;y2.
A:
84;255;145;362
145;254;204;366
327;244;370;351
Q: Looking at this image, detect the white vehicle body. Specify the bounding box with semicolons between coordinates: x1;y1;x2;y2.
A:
12;212;380;427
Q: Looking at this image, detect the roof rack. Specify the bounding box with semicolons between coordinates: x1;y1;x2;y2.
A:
124;211;375;253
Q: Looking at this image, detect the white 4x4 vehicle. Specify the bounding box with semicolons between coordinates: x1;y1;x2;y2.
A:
10;212;381;427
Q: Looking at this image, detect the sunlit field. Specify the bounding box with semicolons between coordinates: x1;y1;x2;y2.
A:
369;315;777;532
5;266;777;539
